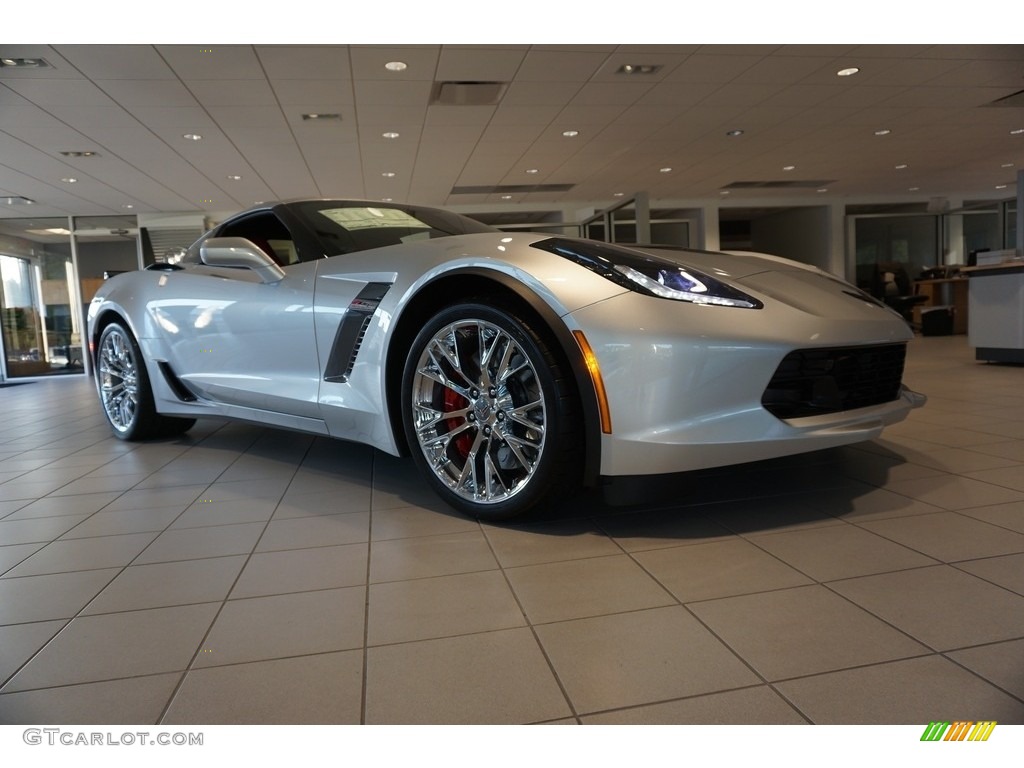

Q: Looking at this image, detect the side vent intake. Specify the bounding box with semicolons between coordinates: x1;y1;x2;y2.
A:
324;283;393;383
157;361;198;402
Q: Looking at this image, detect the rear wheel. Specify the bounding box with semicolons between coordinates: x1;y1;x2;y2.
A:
401;302;580;520
96;321;195;440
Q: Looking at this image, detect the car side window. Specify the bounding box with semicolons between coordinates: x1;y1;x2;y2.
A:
217;212;298;267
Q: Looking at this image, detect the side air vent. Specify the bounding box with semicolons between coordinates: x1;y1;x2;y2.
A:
324;282;392;383
157;361;198;402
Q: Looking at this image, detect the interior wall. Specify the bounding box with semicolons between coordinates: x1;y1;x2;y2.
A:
749;207;831;271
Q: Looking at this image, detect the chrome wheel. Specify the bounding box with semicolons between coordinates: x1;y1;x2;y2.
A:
98;326;140;433
410;317;547;507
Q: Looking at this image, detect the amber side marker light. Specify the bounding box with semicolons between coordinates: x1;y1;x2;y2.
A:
572;330;612;434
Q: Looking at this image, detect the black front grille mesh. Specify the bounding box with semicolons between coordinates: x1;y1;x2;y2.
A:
762;343;906;419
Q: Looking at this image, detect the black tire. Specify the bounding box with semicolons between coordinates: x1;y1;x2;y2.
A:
401;302;581;520
95;321;195;441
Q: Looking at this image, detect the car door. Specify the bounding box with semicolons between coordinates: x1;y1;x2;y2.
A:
153;210;321;419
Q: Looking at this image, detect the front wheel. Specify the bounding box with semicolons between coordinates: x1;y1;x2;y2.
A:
401;303;580;520
96;321;195;441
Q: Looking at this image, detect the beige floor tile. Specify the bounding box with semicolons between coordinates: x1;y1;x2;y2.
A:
689;585;928;680
230;544;367;598
535;607;758;714
164;651;363;724
859;511;1024;562
581;686;807;724
367;570;524;645
370;531;497;583
634;539;813;603
83;556;248;614
0;673;181;724
506;555;674;624
365;629;570;724
194;587;366;667
776;656;1024;724
2;603;220;692
829;565;1024;651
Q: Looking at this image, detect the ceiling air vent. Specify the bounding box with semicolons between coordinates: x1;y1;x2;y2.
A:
451;184;576;195
2;196;36;206
431;81;508;106
722;180;836;190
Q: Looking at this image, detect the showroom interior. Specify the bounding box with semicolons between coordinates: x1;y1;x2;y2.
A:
1;42;1024;726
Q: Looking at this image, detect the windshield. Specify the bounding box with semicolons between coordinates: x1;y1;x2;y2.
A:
289;200;496;256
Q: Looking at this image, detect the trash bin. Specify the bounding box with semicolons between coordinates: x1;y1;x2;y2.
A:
920;305;954;336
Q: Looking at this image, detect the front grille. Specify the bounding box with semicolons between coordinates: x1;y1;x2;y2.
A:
762;343;906;419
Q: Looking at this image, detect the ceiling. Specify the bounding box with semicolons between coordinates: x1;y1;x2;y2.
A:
1;43;1023;223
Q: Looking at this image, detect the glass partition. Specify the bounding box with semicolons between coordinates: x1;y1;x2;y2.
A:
0;219;82;378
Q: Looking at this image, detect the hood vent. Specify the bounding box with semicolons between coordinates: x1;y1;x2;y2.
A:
431;81;508;106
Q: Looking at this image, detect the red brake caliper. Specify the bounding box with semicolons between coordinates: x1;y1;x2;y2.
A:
444;387;473;460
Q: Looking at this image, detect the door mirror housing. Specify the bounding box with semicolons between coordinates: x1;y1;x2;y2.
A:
200;237;286;283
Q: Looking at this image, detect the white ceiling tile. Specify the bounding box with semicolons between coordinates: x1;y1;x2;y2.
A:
3;79;118;107
156;45;265;80
256;46;351;80
354;80;433;106
436;47;528;82
96;79;199;108
515;50;609;82
54;45;174;80
270;80;355;106
187;80;278;107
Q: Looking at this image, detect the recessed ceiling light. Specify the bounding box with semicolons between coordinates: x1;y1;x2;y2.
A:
725;130;744;137
837;67;860;77
617;64;662;75
382;131;400;139
382;198;393;202
302;113;341;121
1001;163;1015;168
817;188;829;193
562;130;579;138
59;150;97;158
0;57;50;69
60;177;78;183
874;129;891;136
783;165;796;171
226;175;242;181
501;195;513;200
908;187;920;192
995;184;1008;189
385;61;407;72
719;190;730;196
122;204;134;209
183;133;202;141
613;192;625;197
1011;128;1024;135
659;167;672;173
525;168;539;174
381;172;396;178
895;164;908;170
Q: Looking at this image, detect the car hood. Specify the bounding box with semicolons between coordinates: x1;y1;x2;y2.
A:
631;244;824;281
630;243;902;323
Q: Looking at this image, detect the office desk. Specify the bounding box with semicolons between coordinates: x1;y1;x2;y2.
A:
963;261;1024;363
913;277;969;334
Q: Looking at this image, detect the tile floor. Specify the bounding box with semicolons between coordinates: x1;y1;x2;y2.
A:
1;334;1023;724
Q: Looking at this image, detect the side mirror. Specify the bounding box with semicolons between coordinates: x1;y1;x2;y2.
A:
200;237;285;284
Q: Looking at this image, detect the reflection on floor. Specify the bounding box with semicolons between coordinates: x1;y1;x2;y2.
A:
1;334;1023;724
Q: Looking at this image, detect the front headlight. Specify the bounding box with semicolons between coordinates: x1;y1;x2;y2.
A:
531;237;763;309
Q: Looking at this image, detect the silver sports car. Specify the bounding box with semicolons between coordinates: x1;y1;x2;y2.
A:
88;199;925;519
